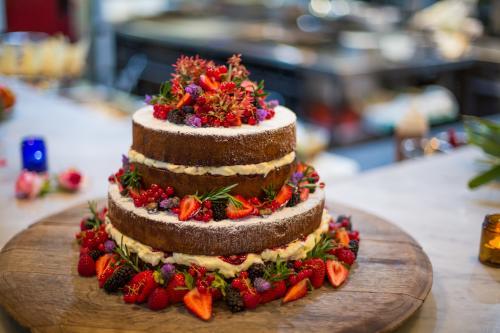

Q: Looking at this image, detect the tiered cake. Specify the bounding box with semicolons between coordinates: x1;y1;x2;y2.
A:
76;55;360;320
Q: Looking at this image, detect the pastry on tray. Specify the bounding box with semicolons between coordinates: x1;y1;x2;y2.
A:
75;54;361;320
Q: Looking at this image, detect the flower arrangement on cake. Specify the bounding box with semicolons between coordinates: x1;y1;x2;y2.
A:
145;54;277;127
75;54;361;321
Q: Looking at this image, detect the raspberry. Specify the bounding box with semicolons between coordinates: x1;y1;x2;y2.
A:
334;248;356;265
242;290;260;309
78;254;96;277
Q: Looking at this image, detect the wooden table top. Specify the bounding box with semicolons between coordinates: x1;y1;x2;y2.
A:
0;80;498;332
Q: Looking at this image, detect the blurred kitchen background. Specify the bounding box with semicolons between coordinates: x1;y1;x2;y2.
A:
1;0;500;182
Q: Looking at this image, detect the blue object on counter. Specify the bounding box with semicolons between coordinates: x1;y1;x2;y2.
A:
21;136;47;172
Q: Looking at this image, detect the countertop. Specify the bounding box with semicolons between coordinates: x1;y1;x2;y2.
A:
0;81;499;332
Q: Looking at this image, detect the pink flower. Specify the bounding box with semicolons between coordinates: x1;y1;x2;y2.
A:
58;168;83;192
15;170;48;199
240;80;256;93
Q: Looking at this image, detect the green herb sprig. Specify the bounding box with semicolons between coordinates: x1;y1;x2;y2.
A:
264;256;291;282
306;233;334;261
115;236;141;272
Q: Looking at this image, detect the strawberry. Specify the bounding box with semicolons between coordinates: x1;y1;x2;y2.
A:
304;258;326;289
272;184;293;209
199;74;219;92
96;254;118;287
95;253;114;277
98;265;117;288
183;288;212;321
166;273;189;303
148;287;169;311
333;248;356;265
123;270;157;304
335;228;350;247
259;280;287;303
283;278;309;304
299;188;310;201
242;290;260;309
178;195;201;221
176;93;192;109
77;254;96;277
326;260;349;288
226;195;255;220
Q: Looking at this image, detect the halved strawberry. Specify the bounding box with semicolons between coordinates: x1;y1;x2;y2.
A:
176;93;192;109
96;254;117;287
299;188;310;201
199;74;218;92
184;288;212;321
283;278;309;304
178;195;201;221
304;258;326;289
226;195;255;220
326;260;349;288
272;184;293;209
123;270;157;304
166;273;189;303
335;228;350;247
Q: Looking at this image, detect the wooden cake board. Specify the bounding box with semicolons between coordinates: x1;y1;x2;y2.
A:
0;201;432;333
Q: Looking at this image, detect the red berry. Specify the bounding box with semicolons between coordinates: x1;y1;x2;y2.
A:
334;248;356;265
231;279;244;291
242;291;260;309
348;230;360;241
247;117;257;125
293;260;303;269
165;186;174;197
148;287;169;311
98;243;105;252
203;200;212;209
78;254;96;277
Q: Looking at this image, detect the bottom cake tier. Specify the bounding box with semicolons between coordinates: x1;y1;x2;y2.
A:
105;209;332;277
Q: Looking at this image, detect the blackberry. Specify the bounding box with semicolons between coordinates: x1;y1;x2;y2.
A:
247;263;266;281
182;105;194;114
103;265;136;293
88;249;102;261
225;286;244;312
287;192;300;207
212;201;227;221
349;240;359;257
167;109;185;124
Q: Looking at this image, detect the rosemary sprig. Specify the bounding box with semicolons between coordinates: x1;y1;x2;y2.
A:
263;185;277;201
264;256;291;282
115;236;141;272
120;167;142;191
306;233;334;261
83;201;103;230
199;183;243;208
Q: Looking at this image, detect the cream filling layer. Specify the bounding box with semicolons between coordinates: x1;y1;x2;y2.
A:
128;149;295;177
105;209;332;278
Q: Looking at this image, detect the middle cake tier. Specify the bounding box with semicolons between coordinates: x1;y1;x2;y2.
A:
107;184;325;256
130;105;297;197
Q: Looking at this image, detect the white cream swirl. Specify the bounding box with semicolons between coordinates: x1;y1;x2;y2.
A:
128;149;295;177
105;209;332;277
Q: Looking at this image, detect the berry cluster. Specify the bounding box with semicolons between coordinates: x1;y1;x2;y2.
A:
146;54;278;127
76;204;361;321
109;160;323;223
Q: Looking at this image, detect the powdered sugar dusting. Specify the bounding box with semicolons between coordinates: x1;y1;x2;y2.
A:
133;105;296;137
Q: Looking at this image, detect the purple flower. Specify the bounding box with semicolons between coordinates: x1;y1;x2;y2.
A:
256;108;268;121
161;263;176;283
104;240;116;253
122;154;129;170
253;277;271;293
266;99;279;109
144;94;152;104
185;84;202;99
185;114;202;127
159;197;180;210
290;171;304;185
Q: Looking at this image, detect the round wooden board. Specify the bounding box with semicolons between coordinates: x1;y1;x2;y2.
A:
0;201;432;333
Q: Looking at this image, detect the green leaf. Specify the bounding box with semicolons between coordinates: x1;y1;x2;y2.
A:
211;271;228;297
182;271;194;290
468;164;500;189
464;116;500;157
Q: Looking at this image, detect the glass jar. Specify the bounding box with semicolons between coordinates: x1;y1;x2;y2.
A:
479;214;500;267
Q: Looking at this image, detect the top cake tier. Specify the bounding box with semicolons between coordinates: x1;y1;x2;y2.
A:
131;105;296;166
